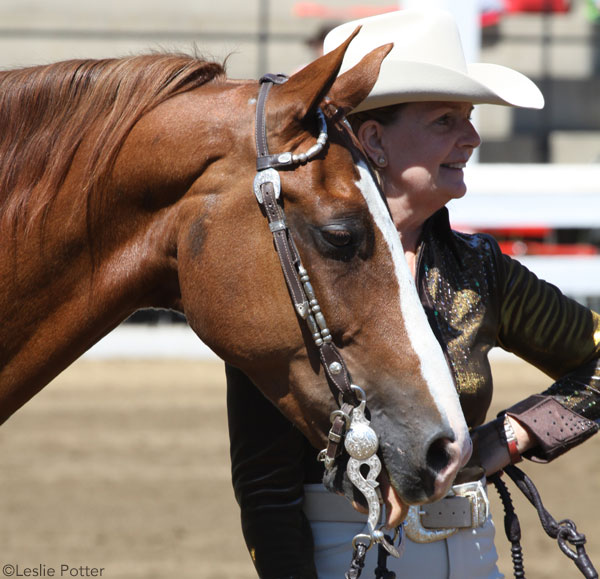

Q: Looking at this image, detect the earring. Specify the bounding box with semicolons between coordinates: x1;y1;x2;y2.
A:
377;156;386;167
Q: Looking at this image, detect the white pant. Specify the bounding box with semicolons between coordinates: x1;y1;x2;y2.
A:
304;484;504;579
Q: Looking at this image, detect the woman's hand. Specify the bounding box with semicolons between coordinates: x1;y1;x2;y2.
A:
468;416;534;477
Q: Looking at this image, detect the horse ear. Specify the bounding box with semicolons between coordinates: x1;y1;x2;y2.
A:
275;26;362;119
328;43;393;115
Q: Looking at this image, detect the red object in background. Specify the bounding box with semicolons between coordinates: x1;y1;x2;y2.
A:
294;3;507;27
293;3;397;19
454;225;598;256
504;0;571;12
481;11;503;27
498;240;598;256
485;226;552;237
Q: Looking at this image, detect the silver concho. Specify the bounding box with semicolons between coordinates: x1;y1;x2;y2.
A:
253;168;281;204
345;418;379;460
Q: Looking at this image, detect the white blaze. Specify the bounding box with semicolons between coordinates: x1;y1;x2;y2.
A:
355;160;470;459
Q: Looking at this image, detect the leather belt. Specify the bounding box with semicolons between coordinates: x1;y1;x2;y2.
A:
404;480;490;543
418;494;479;528
303;480;489;543
304;484;382;524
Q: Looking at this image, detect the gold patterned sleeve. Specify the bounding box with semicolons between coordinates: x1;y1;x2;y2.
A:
494;247;600;461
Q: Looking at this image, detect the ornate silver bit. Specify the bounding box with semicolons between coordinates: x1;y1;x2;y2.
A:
345;386;403;559
253;168;281;204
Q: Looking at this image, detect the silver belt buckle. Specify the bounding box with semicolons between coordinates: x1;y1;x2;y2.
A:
404;480;489;544
453;479;490;528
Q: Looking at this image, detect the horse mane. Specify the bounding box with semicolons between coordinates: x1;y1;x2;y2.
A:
0;53;225;239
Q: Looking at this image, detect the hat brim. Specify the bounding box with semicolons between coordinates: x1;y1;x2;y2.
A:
351;60;545;113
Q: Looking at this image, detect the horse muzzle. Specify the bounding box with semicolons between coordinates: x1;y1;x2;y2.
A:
374;411;470;506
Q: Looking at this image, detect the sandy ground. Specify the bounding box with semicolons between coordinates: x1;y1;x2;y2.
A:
0;358;598;579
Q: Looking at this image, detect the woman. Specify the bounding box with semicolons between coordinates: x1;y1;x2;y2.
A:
227;9;600;578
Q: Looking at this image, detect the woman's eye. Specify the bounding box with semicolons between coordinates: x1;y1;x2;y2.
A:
321;228;353;247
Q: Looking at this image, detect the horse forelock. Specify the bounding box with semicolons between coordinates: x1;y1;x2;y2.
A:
0;53;225;255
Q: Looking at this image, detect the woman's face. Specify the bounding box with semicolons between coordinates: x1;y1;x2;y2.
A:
361;101;481;223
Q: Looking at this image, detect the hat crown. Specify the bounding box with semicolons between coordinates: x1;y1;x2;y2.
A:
323;8;544;112
326;10;468;75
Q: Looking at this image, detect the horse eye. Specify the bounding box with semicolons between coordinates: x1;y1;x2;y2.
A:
321;227;353;248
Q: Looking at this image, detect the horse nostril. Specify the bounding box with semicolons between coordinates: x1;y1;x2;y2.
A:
426;437;453;474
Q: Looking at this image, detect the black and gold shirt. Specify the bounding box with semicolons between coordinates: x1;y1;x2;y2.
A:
419;208;600;431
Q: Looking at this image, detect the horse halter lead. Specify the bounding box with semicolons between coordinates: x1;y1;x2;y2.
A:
253;73;403;574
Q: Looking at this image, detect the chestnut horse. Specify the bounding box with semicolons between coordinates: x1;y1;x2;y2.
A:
0;32;470;520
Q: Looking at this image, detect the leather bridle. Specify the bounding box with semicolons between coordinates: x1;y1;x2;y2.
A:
252;74;404;574
253;73;359;467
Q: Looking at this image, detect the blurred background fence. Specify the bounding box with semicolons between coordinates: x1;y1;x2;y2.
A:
1;0;598;352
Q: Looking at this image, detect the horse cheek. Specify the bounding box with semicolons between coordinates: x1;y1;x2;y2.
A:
175;218;287;367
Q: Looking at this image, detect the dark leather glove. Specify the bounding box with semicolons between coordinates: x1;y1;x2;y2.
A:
454;417;508;484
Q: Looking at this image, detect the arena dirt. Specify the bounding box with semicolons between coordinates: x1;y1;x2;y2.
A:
0;358;597;578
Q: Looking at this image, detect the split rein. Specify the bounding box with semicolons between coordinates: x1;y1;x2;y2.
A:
252;74;598;579
253;74;403;576
489;465;597;579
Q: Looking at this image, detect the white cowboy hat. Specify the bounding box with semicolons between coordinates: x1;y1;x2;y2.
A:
324;9;544;113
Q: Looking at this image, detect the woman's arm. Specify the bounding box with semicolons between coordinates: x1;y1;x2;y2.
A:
473;246;600;475
226;364;318;579
496;252;600;462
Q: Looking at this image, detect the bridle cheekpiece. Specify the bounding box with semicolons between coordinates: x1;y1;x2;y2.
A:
252;73;404;571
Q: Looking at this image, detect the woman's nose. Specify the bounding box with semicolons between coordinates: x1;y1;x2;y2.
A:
462;120;481;150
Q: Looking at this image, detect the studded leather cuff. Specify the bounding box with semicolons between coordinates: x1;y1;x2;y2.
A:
504;394;599;463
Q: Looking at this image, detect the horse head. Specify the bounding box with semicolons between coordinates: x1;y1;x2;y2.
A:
0;28;470;517
172;31;471;510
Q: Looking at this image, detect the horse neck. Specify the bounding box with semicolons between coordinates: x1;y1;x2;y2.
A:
0;156;182;424
0;77;254;422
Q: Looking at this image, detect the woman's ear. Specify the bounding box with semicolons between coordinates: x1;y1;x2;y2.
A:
357;120;387;168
